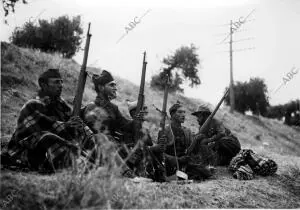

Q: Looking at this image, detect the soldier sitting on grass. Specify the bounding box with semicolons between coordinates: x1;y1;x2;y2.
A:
162;101;213;180
192;104;241;166
1;69;97;173
82;70;166;181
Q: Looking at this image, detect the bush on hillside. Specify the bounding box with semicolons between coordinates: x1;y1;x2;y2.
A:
10;15;83;58
225;77;269;115
266;100;300;126
2;0;27;18
150;44;201;93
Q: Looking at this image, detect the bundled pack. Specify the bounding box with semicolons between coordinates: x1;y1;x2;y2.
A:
229;149;278;180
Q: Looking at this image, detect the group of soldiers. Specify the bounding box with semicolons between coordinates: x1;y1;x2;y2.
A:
2;68;244;181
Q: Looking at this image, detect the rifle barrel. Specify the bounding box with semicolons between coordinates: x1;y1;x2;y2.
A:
136;51;147;115
159;72;170;132
186;88;229;155
73;23;92;116
199;88;229;133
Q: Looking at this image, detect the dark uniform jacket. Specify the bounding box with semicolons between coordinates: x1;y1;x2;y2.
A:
164;124;192;157
82;95;134;139
196;118;241;166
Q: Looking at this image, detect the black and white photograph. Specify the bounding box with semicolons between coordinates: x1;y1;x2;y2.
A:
0;0;299;209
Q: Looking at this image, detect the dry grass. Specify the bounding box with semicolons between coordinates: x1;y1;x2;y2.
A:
1;41;300;209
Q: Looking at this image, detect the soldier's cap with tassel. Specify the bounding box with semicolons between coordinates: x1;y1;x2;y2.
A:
169;100;182;116
92;70;114;86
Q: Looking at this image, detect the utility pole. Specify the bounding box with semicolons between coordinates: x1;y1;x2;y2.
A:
215;9;256;113
229;20;235;113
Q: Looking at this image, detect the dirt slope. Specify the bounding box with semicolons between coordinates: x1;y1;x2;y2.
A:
1;42;300;209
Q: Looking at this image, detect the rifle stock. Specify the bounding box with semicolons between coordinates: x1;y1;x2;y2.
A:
186;89;229;155
73;23;92;116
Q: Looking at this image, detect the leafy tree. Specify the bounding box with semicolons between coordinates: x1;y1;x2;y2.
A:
224;82;248;114
225;77;269;115
51;15;83;58
265;105;285;120
151;71;184;93
2;0;27;17
266;100;300;126
283;100;300;126
247;78;269;115
10;15;83;58
150;44;201;93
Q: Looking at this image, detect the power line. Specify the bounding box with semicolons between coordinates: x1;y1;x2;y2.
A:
215;9;256;113
213;19;256;28
233;47;256;52
217;37;255;45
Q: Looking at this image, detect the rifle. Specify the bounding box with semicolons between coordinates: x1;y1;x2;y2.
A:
186;89;229;155
158;65;175;137
157;66;175;181
133;51;147;142
73;23;92;116
71;23;92;165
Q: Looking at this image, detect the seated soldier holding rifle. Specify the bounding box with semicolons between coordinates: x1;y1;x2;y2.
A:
82;70;166;181
1;69;97;173
162;101;213;180
192;104;241;166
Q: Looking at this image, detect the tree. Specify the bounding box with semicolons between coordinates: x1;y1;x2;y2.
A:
150;71;184;92
150;44;201;93
51;15;83;58
283;100;300;126
265;105;285;120
2;0;27;17
225;77;269;115
266;99;300;127
224;81;248;114
10;15;83;58
247;78;269;116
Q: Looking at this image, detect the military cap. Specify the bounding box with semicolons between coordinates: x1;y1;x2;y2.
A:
92;70;114;86
169;100;182;115
38;68;61;86
191;104;211;116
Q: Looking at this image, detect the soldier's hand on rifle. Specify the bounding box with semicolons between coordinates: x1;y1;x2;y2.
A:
201;138;213;145
134;111;146;121
195;133;210;145
195;133;206;141
66;116;84;130
85;110;97;124
211;133;223;142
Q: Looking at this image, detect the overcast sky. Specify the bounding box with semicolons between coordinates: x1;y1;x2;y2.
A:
1;0;299;106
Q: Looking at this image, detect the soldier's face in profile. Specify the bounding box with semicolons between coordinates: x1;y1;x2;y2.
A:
43;78;63;98
173;107;186;123
102;81;117;99
196;113;208;126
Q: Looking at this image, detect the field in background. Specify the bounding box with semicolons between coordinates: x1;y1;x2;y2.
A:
1;42;300;209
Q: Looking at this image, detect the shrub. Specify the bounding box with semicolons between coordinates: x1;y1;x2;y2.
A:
10;15;83;58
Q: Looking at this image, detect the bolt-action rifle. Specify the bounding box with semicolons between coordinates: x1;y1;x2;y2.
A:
186;89;229;155
72;23;92;162
133;51;147;142
73;23;92;116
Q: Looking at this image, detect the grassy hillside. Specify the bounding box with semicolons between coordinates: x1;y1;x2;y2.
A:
1;42;300;209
